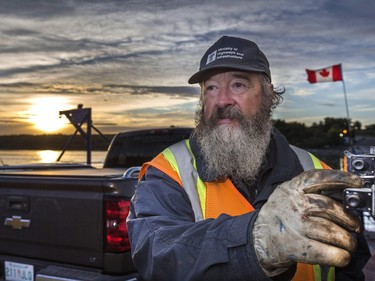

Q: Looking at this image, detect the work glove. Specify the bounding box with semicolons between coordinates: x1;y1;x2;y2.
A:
253;169;362;276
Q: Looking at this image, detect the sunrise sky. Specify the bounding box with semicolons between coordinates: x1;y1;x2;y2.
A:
0;0;374;135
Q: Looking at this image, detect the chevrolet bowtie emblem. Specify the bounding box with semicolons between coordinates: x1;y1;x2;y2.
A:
4;216;31;230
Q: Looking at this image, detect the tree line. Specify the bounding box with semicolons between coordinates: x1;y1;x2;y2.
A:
0;117;372;151
0;134;115;150
274;117;363;148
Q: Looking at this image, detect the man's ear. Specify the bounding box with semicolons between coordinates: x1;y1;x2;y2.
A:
268;83;274;98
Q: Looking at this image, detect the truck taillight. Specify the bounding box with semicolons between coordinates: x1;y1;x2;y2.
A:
104;197;131;253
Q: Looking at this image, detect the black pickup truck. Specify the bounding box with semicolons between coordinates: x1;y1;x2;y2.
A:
0;127;192;281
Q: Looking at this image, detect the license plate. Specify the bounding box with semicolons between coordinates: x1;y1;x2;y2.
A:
4;261;34;281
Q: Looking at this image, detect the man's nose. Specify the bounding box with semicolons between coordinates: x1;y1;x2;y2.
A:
216;86;235;107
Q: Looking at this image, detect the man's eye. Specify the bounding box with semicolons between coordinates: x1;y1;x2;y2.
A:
205;85;216;91
233;82;246;88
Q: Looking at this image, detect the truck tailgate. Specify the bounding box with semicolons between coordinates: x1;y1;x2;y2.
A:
0;173;112;269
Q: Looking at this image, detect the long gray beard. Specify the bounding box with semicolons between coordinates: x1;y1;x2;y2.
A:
195;107;272;182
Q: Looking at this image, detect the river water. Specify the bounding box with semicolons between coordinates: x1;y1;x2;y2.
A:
0;149;107;168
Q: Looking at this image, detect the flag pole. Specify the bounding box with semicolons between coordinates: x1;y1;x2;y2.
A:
341;68;353;145
342;79;351;125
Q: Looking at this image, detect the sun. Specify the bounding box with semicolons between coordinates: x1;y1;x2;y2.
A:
28;97;71;133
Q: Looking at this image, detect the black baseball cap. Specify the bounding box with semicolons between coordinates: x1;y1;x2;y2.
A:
188;36;271;84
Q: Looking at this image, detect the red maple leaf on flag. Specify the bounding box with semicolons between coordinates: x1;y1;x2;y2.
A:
319;69;330;77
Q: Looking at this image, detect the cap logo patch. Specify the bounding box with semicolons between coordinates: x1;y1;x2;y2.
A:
206;50;217;65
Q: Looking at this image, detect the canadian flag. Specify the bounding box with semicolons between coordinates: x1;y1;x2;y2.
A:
306;64;343;83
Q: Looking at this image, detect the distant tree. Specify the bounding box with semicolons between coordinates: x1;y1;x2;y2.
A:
363;124;375;135
352;121;361;131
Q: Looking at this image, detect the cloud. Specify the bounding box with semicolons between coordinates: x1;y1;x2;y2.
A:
0;0;375;135
0;0;75;18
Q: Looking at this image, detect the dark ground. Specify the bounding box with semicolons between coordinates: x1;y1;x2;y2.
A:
364;232;375;280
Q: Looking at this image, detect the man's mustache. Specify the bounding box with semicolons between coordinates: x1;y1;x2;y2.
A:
209;106;245;124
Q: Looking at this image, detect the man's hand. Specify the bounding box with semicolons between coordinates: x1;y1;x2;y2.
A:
253;169;362;275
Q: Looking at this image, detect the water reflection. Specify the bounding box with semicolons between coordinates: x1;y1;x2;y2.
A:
37;150;59;163
0;150;106;168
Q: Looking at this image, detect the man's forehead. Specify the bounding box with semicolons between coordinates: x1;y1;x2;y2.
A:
202;69;260;82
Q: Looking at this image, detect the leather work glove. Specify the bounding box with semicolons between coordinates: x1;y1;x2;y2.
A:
253;169;362;276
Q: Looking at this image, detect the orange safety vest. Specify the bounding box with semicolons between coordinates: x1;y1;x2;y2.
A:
139;139;335;281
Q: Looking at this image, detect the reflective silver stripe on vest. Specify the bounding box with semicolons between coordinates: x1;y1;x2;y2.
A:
290;144;314;171
168;141;204;221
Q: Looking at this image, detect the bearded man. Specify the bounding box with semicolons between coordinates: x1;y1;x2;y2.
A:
127;36;370;281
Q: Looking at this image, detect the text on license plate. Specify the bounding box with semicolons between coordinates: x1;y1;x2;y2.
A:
4;261;34;281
